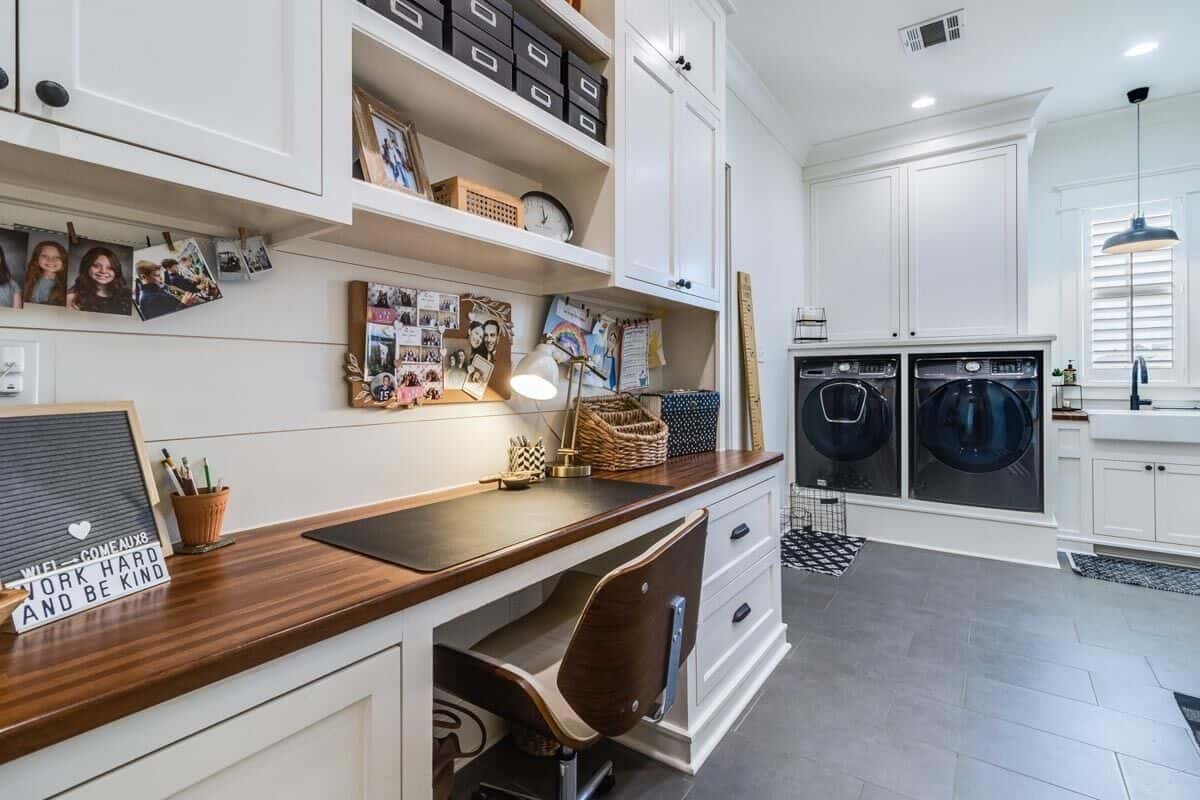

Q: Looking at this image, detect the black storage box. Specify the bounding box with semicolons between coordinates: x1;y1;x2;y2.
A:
641;391;721;458
446;13;514;89
564;51;608;120
515;70;563;118
445;0;512;45
566;103;605;144
360;0;445;49
512;12;563;90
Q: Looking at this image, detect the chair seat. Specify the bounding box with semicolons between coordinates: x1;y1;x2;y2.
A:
438;571;603;749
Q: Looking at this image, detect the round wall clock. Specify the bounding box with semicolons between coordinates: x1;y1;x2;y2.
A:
522;191;574;243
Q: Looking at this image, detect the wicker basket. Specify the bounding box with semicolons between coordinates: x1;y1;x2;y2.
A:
431;176;524;228
575;395;668;471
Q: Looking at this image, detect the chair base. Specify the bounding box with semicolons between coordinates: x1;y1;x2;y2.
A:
472;748;615;800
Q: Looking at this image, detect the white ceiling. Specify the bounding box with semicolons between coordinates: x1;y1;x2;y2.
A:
727;0;1200;148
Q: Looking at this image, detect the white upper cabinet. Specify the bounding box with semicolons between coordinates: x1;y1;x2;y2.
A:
623;31;678;291
627;0;674;64
19;0;324;194
675;85;721;303
1154;463;1200;548
674;0;722;107
908;146;1017;338
0;1;13;111
810;169;902;341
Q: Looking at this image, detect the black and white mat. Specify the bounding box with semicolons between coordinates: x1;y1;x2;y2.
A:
1176;693;1200;750
1067;552;1200;597
780;530;866;577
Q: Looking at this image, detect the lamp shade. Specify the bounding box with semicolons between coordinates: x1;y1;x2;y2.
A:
510;343;560;400
1101;215;1181;254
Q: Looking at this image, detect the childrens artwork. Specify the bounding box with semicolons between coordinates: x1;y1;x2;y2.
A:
346;282;511;408
584;315;618;389
133;238;222;321
542;295;590;357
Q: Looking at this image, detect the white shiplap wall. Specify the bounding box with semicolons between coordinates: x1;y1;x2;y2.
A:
0;232;565;537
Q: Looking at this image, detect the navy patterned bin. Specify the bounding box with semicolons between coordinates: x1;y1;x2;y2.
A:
642;390;721;458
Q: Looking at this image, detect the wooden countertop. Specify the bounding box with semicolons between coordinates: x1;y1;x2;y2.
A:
1052;410;1089;421
0;450;781;765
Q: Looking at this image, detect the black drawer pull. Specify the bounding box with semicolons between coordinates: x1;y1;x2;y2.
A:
0;68;8;91
730;523;751;541
36;80;70;108
732;603;752;624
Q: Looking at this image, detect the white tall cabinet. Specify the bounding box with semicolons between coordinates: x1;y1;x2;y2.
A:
19;0;325;194
808;143;1022;341
619;0;727;309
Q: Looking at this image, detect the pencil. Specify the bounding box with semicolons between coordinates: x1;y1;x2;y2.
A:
203;458;213;492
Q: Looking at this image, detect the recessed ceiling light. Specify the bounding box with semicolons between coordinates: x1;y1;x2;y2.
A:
912;96;937;109
1124;41;1159;57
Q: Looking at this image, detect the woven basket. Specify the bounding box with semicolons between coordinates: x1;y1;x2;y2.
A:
575;395;668;471
511;722;561;757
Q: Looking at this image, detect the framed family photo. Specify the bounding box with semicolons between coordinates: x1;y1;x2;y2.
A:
353;88;432;199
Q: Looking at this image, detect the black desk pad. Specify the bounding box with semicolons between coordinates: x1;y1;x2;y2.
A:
302;478;673;572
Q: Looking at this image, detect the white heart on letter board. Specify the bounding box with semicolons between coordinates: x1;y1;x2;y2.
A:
67;521;92;541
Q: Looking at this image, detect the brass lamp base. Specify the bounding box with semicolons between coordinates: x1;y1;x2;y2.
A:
549;463;592;478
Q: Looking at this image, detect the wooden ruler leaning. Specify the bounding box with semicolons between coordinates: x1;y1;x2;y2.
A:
737;271;765;451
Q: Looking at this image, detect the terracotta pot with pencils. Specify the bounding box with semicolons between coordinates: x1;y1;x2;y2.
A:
163;451;232;553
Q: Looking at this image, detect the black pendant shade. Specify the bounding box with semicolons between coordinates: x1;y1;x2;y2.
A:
1102;87;1182;255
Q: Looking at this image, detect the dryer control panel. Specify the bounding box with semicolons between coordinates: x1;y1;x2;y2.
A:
914;356;1038;381
798;357;899;380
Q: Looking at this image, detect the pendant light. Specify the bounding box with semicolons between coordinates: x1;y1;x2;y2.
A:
1102;87;1181;254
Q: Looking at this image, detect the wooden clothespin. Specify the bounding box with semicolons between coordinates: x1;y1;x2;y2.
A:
238;226;247;250
145;235;152;248
162;231;176;252
66;221;79;247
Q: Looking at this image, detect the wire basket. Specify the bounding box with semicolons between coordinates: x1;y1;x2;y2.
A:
781;484;847;537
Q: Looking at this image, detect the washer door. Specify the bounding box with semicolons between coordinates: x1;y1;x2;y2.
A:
918;379;1033;473
801;380;893;462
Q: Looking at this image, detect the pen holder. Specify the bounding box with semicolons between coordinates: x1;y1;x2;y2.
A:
508;443;547;481
171;488;231;553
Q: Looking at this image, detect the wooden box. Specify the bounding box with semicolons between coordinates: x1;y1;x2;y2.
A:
432;176;525;228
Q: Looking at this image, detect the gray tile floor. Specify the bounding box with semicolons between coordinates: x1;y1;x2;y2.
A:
453;542;1200;799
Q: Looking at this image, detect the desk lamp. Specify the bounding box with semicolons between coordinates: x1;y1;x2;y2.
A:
510;334;609;478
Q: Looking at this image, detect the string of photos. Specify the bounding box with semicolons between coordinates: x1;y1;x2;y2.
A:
0;220;274;322
541;295;668;394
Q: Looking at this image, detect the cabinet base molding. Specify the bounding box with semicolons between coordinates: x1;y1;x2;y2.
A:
616;623;789;775
1057;534;1200;566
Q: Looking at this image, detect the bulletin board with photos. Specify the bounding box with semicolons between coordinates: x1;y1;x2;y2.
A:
346;280;514;408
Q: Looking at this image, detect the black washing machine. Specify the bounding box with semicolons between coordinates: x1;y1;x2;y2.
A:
911;353;1043;513
794;356;901;497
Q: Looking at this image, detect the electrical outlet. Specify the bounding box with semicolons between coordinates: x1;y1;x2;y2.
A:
0;337;46;404
0;374;22;396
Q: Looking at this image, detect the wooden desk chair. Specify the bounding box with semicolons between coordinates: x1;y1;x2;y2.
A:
434;509;709;800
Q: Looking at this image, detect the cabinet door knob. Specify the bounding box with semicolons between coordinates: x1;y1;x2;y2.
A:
732;603;752;624
35;80;70;108
684;279;693;289
1145;464;1153;471
730;523;751;541
1158;465;1166;471
676;55;686;65
892;332;898;337
684;61;694;72
0;68;8;91
909;331;916;337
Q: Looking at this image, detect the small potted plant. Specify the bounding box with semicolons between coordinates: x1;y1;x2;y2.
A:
1052;367;1064;384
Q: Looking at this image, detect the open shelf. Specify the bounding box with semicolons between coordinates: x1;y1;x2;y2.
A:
316;181;613;289
510;0;613;62
353;5;612;183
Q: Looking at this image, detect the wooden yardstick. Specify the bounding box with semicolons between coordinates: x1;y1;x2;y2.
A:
737;272;765;451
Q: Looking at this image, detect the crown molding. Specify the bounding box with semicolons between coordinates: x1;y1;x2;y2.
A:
803;89;1051;182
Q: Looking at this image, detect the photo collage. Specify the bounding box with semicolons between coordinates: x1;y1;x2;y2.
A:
366;283;460;404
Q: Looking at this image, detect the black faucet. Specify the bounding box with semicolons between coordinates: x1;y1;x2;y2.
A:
1130;356;1151;410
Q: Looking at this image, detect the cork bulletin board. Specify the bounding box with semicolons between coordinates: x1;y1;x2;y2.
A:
346;280;514;409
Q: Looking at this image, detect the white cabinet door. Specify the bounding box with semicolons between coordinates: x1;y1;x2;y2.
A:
810;169;903;341
1093;459;1156;541
674;0;722;107
59;649;403;800
907;145;1017;338
1155;463;1200;547
0;0;13;111
627;0;674;64
624;31;678;291
674;86;721;303
19;0;323;193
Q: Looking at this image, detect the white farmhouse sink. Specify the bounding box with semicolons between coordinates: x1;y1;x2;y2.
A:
1088;408;1200;444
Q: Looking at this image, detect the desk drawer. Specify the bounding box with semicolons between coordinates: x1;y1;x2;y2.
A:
702;481;773;597
695;550;780;704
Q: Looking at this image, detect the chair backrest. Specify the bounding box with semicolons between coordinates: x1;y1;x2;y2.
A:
557;509;708;737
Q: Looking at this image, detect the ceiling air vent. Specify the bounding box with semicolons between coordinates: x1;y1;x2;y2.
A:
899;9;963;54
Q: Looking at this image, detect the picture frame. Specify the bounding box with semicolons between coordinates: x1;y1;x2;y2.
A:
0;402;173;595
352;87;433;200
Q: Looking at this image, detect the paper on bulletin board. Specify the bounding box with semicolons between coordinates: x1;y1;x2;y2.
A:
584;315;618;389
542;296;591;357
618;323;650;393
647;319;667;369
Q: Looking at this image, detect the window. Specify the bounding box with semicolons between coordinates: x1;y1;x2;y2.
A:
1085;202;1183;382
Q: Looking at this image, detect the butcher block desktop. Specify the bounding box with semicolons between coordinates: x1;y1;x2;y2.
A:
0;451;787;798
